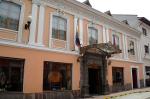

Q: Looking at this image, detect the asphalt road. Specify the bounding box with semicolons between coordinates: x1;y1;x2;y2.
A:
115;92;150;99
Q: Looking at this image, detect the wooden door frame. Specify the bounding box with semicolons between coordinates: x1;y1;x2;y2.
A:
130;66;140;89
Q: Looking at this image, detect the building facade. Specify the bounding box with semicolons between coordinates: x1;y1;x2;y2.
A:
0;0;145;98
113;14;150;88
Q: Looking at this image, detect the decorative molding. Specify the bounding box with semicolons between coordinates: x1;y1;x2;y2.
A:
0;40;78;56
130;66;140;89
37;4;45;46
87;23;100;45
49;11;70;50
103;26;107;43
18;2;25;43
43;0;141;37
110;57;143;64
28;3;38;45
79;18;83;46
74;16;78;51
0;0;24;43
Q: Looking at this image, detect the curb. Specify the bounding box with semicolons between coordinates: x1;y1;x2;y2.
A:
103;90;150;99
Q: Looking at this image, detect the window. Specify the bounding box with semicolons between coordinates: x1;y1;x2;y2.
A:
52;16;67;40
145;66;150;86
112;34;120;49
128;40;135;55
142;28;147;36
0;1;21;31
0;57;24;92
144;45;149;54
43;61;72;91
112;67;124;85
88;27;98;45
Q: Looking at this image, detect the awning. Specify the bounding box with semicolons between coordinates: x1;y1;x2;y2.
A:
80;42;122;56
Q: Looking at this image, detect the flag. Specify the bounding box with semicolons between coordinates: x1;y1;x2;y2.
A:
75;19;81;47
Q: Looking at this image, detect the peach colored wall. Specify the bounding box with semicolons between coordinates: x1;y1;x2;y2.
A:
107;60;143;86
98;25;103;43
42;6;75;50
0;30;17;41
43;7;55;47
83;19;88;46
22;0;32;44
109;29;112;42
0;0;32;43
82;19;103;45
0;45;80;93
69;14;74;50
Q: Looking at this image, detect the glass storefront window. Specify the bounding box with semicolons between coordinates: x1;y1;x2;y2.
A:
43;61;72;91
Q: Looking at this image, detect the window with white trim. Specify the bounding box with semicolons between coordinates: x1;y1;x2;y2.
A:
128;40;135;55
144;45;149;54
52;16;67;40
88;27;98;45
112;34;120;49
0;0;21;31
112;67;124;85
142;28;147;36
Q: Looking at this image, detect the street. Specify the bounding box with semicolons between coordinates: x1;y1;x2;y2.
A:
115;92;150;99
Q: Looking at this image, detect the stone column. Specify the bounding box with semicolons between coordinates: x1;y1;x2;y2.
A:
103;56;109;94
80;55;89;97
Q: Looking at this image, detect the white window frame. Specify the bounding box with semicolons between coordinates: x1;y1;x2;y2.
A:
0;0;24;42
130;66;140;89
111;30;122;49
142;27;147;36
144;44;149;54
128;38;136;56
49;12;70;50
87;24;99;45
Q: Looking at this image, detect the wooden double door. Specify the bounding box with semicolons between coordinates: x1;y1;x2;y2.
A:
88;67;101;95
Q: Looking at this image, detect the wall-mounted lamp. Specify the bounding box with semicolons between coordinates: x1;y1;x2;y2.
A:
25;15;32;30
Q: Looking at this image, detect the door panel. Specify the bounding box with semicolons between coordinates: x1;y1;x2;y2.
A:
132;68;138;88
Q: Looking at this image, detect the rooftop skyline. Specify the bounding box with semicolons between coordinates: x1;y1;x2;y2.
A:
77;0;150;20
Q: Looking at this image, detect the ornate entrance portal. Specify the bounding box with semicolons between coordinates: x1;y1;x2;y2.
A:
79;42;121;97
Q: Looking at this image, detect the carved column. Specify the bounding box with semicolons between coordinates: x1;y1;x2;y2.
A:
80;55;89;97
102;56;109;94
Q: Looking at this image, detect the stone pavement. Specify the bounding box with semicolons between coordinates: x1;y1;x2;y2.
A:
84;87;150;99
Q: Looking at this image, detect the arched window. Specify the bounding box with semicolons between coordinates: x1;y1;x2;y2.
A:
0;0;21;31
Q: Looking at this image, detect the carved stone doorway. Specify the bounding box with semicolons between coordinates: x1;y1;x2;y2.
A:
80;53;107;97
79;42;122;97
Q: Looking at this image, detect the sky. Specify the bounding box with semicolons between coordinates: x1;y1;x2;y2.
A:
77;0;150;20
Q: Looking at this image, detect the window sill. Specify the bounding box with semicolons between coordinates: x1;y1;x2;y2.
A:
50;38;68;50
0;28;18;33
144;54;150;59
51;38;67;42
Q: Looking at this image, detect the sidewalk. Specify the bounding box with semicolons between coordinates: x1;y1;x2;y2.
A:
84;87;150;99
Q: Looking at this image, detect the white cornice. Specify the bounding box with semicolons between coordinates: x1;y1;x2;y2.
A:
43;0;141;37
0;40;79;56
69;0;142;35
